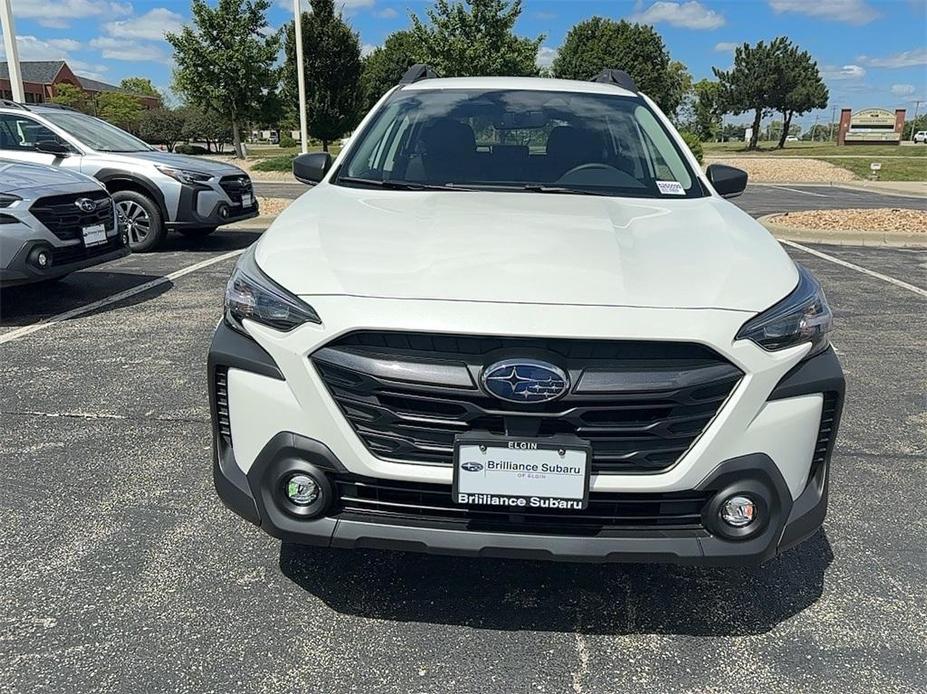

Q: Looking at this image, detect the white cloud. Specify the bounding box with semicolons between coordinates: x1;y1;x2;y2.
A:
103;8;183;41
47;39;82;52
768;0;878;25
536;46;558;69
628;1;725;30
0;35;108;80
375;7;398;19
891;84;916;96
361;43;377;57
89;37;171;63
858;48;927;68
821;64;866;80
713;41;738;52
12;0;131;28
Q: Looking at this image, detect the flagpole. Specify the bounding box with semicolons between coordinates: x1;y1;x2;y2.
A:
293;0;309;154
0;0;25;103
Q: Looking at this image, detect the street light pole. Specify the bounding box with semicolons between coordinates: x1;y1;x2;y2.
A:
293;0;309;154
0;0;25;103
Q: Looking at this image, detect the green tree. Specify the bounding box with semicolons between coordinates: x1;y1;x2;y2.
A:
119;77;161;98
282;0;363;151
361;30;420;112
409;0;542;77
691;79;723;142
774;46;827;149
713;38;791;150
180;105;232;152
137;108;186;150
50;83;92;113
167;0;279;158
96;92;143;131
552;18;686;115
903;113;927;140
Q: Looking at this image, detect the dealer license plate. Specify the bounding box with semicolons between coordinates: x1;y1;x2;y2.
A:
453;435;591;510
240;193;253;207
82;223;107;247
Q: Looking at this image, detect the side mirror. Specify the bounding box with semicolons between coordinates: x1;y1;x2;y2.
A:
706;163;748;199
293;152;332;185
35;140;71;157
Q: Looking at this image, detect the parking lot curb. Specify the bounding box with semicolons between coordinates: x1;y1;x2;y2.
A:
227;215;276;231
758;214;927;248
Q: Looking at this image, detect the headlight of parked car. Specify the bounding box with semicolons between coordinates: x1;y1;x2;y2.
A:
736;263;833;355
0;193;22;208
225;246;320;333
155;165;213;184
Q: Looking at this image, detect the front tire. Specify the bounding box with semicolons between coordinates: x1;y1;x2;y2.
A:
113;191;165;252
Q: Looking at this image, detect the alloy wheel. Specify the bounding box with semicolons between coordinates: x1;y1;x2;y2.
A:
117;200;152;246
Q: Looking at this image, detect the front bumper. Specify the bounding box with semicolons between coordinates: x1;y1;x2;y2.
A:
166;181;259;230
0;235;129;287
209;321;845;565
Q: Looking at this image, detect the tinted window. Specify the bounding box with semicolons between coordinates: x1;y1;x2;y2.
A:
338;89;703;199
0;115;67;152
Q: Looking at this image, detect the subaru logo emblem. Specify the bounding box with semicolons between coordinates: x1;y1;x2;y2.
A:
75;198;96;213
461;461;483;472
481;359;569;403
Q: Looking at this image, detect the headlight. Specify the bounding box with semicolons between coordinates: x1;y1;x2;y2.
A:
0;193;22;208
736;264;833;355
155;165;213;184
225;246;320;333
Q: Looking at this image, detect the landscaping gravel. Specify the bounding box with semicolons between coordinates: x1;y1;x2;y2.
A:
705;156;859;183
768;208;927;233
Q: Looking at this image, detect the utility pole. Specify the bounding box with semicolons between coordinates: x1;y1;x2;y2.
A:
829;105;837;142
293;0;309;154
911;100;923;141
0;0;24;103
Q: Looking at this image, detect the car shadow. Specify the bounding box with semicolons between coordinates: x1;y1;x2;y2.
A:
156;228;264;254
0;271;171;327
279;530;832;636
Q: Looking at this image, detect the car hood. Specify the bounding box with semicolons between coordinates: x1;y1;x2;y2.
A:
256;184;798;313
0;159;100;192
98;151;247;176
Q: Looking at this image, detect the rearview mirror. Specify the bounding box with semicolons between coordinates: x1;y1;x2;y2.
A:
35;140;71;157
293;152;333;185
706;163;748;199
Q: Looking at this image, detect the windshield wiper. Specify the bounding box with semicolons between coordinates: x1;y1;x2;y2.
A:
518;185;612;197
337;177;463;191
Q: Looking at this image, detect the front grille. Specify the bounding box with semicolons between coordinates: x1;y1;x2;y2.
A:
215;368;232;445
30;191;115;241
219;175;254;207
334;476;709;535
49;234;124;265
312;331;742;474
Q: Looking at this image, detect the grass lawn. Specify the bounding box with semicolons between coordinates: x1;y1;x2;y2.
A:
249;145;342;172
702;141;927;157
820;157;927;182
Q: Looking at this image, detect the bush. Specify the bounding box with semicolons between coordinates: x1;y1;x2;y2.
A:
680;131;703;164
175;144;209;155
279;134;297;148
252;154;297;172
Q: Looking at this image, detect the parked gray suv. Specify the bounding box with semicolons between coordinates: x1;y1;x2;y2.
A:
0;159;129;287
0;101;258;252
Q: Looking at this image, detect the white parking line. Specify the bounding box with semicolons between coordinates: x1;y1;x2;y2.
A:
760;184;829;197
781;240;927;298
0;249;245;345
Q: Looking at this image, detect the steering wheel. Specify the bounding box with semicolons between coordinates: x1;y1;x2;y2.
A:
557;162;623;184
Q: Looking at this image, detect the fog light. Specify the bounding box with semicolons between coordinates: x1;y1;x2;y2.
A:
720;495;756;527
285;473;320;506
36;250;49;267
219;205;229;219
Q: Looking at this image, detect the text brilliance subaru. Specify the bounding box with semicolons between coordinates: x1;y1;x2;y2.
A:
208;68;844;565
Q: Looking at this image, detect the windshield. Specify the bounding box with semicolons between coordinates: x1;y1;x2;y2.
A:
41;111;152;153
336;89;703;198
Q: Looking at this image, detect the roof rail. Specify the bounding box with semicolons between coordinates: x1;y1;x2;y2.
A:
590;69;638;93
399;64;440;85
0;99;28;111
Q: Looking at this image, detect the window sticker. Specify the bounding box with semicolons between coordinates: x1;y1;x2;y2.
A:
656;180;685;195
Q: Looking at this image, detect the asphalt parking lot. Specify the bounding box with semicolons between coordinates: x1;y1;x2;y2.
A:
1;185;925;693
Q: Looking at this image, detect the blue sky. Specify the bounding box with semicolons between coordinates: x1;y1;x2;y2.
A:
2;0;925;129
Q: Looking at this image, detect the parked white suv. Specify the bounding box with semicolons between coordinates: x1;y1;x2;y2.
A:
914;131;927;144
209;68;844;565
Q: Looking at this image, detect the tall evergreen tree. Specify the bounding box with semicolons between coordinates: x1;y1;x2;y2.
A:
283;0;363;151
167;0;278;158
774;47;828;149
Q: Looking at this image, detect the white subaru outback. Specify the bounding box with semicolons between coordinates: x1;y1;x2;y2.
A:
208;68;844;566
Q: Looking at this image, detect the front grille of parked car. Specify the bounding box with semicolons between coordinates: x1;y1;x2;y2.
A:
333;475;710;535
30;191;115;241
311;331;742;475
218;175;255;207
214;368;232;446
49;233;124;265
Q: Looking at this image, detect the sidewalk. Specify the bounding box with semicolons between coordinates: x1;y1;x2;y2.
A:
835;181;927;198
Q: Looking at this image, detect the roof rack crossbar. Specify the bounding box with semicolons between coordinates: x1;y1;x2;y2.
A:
590;69;638;93
399;64;440;85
